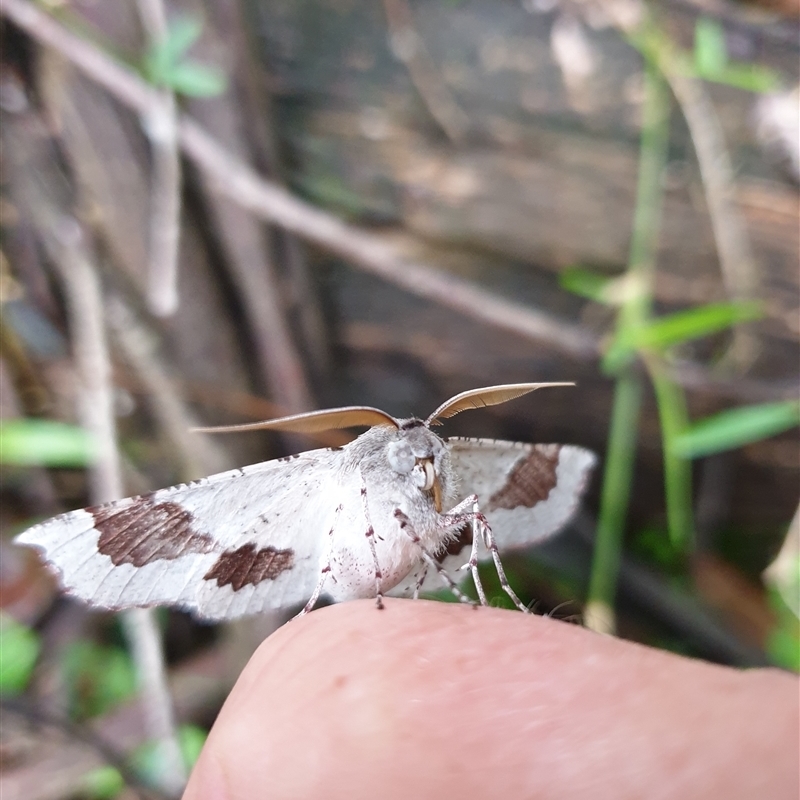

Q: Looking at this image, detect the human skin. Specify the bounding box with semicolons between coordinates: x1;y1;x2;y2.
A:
183;599;799;800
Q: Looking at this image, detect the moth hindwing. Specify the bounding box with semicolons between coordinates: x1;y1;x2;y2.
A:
15;383;595;619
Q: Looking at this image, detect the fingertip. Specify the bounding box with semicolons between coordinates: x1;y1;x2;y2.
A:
184;599;799;800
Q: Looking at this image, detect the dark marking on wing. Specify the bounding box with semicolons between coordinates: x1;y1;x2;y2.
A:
203;543;294;591
488;445;560;510
92;501;214;567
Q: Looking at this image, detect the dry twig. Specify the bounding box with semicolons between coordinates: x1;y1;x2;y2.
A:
136;0;182;318
0;0;596;360
105;294;232;480
0;649;229;800
3;0;796;404
28;201;186;796
382;0;470;143
660;61;761;371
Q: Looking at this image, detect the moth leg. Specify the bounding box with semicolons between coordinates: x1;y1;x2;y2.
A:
476;509;530;614
299;503;343;616
437;493;482;524
360;475;384;610
394;510;476;607
467;501;489;606
440;494;526;612
440;493;490;605
412;565;428;601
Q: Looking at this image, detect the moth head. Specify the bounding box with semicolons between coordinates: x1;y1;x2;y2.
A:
386;439;416;474
387;423;446;511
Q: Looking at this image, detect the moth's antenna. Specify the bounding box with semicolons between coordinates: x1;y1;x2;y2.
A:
426;382;575;425
193;407;399;435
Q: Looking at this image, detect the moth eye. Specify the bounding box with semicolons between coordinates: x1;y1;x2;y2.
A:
387;440;415;474
412;459;436;491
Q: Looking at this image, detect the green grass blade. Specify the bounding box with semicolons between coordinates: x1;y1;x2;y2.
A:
635;301;761;351
0;419;96;467
560;267;615;303
163;61;226;97
694;18;728;78
648;359;694;550
674;401;800;458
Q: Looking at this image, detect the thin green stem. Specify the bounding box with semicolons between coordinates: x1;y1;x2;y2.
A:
647;356;695;550
587;58;671;633
587;372;643;628
619;60;671;333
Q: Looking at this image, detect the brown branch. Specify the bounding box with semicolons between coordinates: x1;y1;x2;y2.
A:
11;121;186;794
185;94;315;416
136;0;182;317
105;294;232;479
0;0;597;361
4;0;797;404
42;227;186;797
382;0;470;143
660;62;761;371
0;648;230;800
206;0;331;381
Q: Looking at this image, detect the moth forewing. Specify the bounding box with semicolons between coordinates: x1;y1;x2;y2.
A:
448;438;596;547
14;383;595;619
15;450;345;620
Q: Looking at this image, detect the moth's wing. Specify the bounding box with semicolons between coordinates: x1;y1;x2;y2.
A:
390;438;596;597
15;449;347;621
448;437;596;551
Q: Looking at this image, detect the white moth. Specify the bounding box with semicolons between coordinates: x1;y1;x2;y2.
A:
15;383;595;620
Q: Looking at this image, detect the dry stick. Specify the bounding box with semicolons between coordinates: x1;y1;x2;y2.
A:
382;0;470;143
186;94;315;415
663;66;760;371
105;295;232;479
37;217;186;797
179;115;598;359
5;0;797;403
136;0;182;318
0;0;596;360
1;648;230;800
1;702;162;800
213;0;330;378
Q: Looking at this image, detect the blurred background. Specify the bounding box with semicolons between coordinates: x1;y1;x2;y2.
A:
0;0;797;797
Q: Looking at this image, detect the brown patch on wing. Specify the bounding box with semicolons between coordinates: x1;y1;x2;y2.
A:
488;445;560;510
203;543;294;591
93;500;214;567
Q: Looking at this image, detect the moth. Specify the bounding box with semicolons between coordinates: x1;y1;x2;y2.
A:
15;383;595;620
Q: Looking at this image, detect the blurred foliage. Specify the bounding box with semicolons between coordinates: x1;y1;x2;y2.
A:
766;588;800;672
631;526;686;576
136;723;207;781
565;10;797;642
62;641;137;720
0;613;41;695
0;419;97;467
142;15;227;96
80;765;126;800
81;724;208;799
692;18;780;93
603;301;762;373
